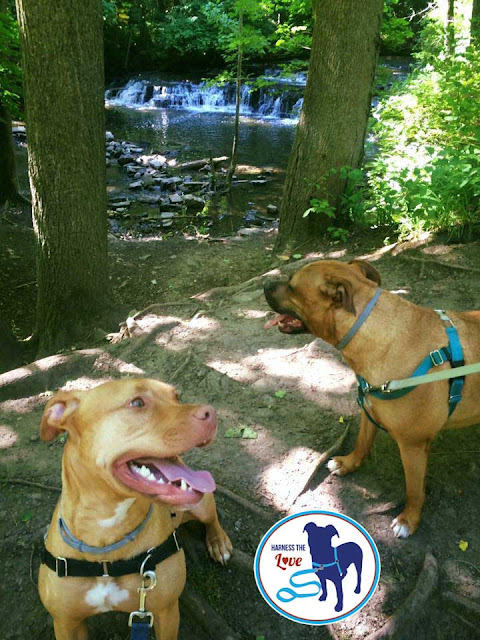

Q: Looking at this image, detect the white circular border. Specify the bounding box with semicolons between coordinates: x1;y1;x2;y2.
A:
254;510;381;625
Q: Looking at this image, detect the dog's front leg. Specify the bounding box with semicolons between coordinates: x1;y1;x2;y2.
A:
328;411;377;476
154;600;180;640
52;618;88;640
184;493;233;564
392;438;432;539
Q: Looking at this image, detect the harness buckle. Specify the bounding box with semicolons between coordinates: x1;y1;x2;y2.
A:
55;556;68;578
128;611;154;628
430;350;445;366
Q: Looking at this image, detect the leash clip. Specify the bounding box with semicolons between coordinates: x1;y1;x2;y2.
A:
128;570;157;629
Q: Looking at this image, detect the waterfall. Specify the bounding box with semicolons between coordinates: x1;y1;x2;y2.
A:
106;76;305;120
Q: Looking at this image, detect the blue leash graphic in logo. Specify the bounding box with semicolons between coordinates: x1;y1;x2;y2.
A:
255;511;381;625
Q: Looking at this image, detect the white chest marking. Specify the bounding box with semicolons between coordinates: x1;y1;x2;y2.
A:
98;498;136;528
85;581;130;613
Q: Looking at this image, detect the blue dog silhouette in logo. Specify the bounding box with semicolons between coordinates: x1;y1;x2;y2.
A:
304;522;363;612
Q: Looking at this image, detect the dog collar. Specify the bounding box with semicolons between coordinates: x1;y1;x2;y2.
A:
336;288;382;351
41;529;181;578
58;505;154;555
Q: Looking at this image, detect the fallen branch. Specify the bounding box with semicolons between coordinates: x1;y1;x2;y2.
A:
402;255;480;274
365;551;438;640
289;424;350;506
363;501;401;516
180;585;241;640
178;156;228;171
216;484;277;522
169;349;193;383
1;477;61;492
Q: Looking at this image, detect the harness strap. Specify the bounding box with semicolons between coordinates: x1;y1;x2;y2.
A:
358;310;466;430
41;530;181;578
130;621;150;640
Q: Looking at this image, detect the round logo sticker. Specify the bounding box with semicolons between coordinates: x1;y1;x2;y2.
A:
254;510;381;625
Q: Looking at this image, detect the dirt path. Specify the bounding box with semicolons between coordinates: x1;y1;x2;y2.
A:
1;232;480;639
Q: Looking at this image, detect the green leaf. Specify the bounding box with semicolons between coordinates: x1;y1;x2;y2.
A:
224;427;243;438
21;510;33;523
241;426;258;439
274;390;286;399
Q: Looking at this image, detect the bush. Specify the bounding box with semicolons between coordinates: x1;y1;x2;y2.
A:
361;46;480;238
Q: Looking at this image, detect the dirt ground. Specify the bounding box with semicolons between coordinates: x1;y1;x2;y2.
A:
1;222;480;640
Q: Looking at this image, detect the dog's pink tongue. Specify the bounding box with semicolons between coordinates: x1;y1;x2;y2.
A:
155;459;216;493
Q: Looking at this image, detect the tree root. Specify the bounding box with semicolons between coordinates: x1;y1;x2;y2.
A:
442;590;480;617
288;424;350;507
363;501;401;516
181;526;254;574
365;551;438;639
169;349;193;383
402;255;480;274
180;585;241;640
216;484;277;522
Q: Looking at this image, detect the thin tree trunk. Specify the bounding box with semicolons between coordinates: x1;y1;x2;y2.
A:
447;0;455;55
471;0;480;45
275;0;384;253
0;101;28;207
15;0;109;356
226;10;243;190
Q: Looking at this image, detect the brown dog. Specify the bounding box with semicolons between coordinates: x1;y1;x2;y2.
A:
38;378;232;640
264;259;480;538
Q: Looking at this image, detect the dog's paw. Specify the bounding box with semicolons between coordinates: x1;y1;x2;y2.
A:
327;455;358;476
391;517;411;539
206;524;233;566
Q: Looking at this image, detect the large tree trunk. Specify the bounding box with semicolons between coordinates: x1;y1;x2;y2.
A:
275;0;384;253
15;0;109;356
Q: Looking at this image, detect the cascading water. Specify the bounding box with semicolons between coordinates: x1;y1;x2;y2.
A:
105;77;304;120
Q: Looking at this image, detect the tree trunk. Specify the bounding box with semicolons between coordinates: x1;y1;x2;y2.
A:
471;0;480;45
15;0;109;356
0;101;26;207
0;317;23;373
226;10;244;190
446;0;455;55
275;0;384;253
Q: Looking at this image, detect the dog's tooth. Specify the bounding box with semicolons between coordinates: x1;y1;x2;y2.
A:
140;465;150;477
180;479;188;491
148;472;156;482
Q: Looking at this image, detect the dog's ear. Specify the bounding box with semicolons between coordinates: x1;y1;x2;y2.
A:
326;524;339;539
325;278;356;315
40;390;83;442
348;259;382;286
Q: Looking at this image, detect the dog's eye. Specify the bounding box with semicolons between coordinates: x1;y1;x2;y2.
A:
129;397;145;408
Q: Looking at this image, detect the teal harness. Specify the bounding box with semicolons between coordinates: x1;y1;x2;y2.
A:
337;291;465;432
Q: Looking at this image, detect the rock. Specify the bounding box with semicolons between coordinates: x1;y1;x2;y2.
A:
159;202;182;212
118;155;136;166
12;125;26;135
138;194;160;204
142;174;154;188
106;131;114;141
149;158;165;170
250;179;268;185
128;181;143;190
127;146;143;154
134;171;144;179
169;193;183;204
238;227;268;236
183;181;208;191
109;198;131;208
183;194;205;209
161;211;175;219
267;204;279;215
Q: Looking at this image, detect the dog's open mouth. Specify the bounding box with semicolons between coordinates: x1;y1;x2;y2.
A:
264;314;307;334
113;455;215;506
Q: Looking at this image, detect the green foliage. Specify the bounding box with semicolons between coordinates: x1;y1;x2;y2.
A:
362;45;480;238
0;9;22;118
381;0;415;53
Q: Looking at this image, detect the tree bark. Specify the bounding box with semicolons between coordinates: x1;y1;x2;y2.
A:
275;0;384;253
15;0;109;356
471;0;480;45
226;9;244;190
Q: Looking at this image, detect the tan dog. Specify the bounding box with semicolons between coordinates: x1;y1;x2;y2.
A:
38;378;232;640
264;259;480;538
